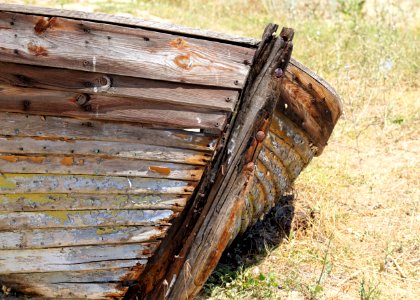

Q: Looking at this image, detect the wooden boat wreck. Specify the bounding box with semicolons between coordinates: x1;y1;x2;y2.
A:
0;4;342;299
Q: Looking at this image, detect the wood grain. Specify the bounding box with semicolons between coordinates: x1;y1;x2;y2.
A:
0;61;239;112
0;243;155;273
0;173;197;194
0;210;177;230
0;84;227;131
0;11;253;88
0;3;259;46
0;193;187;212
0;226;168;249
0;136;211;166
0;112;218;151
0;154;203;181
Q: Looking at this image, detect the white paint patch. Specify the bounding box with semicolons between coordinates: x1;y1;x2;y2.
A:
93;86;98;93
92;56;96;72
127;177;132;188
196;117;202;124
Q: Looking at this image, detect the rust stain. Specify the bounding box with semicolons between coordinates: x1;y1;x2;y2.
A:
0;155;18;163
0;26;11;30
27;42;48;56
174;54;193;70
34;17;57;35
0;155;45;163
148;166;171;176
29;156;45;163
170;37;189;49
61;157;74;166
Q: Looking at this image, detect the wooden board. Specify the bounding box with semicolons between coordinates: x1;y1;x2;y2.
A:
0;136;211;166
0;173;196;194
0;112;217;151
0;209;177;230
0;226;168;249
0;11;253;88
0;194;187;212
0;61;239;112
0;243;155;273
0;154;203;181
0;84;228;131
0;3;259;46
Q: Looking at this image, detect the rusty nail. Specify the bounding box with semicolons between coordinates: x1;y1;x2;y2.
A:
233;80;239;86
245;162;255;172
275;68;283;78
225;97;232;102
215;122;220;127
256;130;266;142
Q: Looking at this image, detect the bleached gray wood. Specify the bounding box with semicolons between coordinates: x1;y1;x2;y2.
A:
0;112;217;151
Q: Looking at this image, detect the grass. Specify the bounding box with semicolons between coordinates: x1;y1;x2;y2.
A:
3;0;419;299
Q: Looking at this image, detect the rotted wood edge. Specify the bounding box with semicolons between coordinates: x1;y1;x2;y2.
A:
124;24;294;300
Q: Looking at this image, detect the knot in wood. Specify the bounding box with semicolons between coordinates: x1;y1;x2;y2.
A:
256;131;266;142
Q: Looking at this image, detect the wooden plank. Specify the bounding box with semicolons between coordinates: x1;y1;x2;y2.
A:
279;58;343;154
0;210;177;230
0;3;259;46
0;154;204;181
0;112;217;151
0;243;155;273
0;226;167;249
0;61;239;112
0;136;211;166
0;278;127;299
0;84;227;131
0;194;187;212
0;173;197;194
0;11;253;88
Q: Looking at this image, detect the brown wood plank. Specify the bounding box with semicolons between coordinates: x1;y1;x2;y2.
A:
0;84;227;130
0;154;204;181
0;11;253;88
0;243;155;273
0;112;218;151
0;193;187;212
279;58;343;154
0;62;238;112
0;173;197;194
0;3;259;46
0;136;211;166
0;278;127;299
1;226;167;249
0;210;177;230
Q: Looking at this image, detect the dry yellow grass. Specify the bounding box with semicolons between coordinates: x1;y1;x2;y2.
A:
2;0;419;299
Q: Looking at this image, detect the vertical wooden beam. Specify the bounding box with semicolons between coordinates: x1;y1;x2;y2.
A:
125;25;294;300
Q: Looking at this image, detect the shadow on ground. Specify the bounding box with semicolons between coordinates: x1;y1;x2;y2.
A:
202;194;296;295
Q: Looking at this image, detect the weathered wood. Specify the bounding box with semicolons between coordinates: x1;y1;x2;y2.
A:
0;173;196;194
0;61;239;112
0;154;203;181
0;226;167;249
0;11;253;88
127;25;294;300
164;27;294;300
0;84;227;130
0;3;259;46
0;243;155;273
279;58;342;154
0;210;177;230
0;136;211;166
0;193;187;212
1;279;127;299
0;112;217;151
